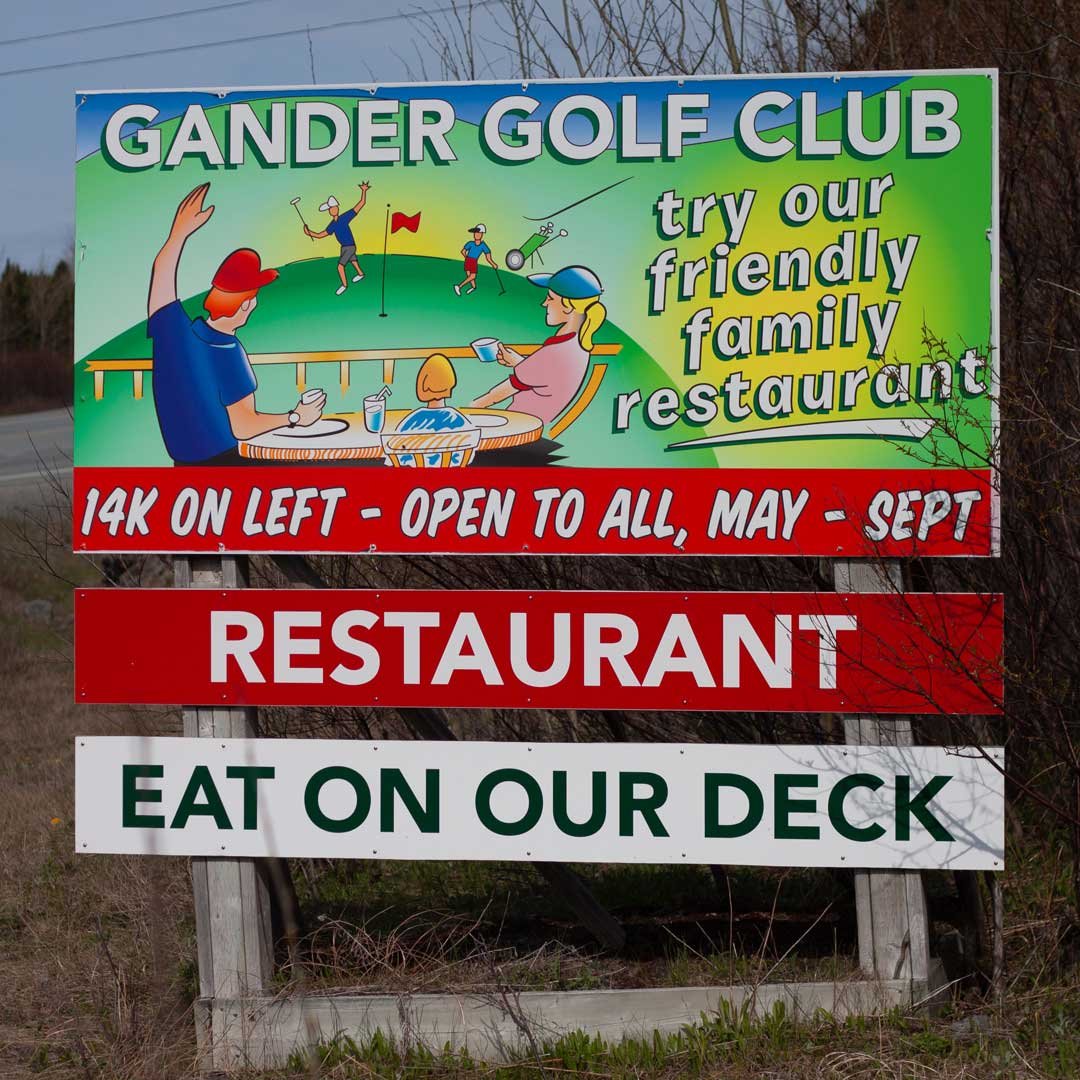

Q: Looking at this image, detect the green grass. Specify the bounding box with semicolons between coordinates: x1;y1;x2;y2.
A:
277;1002;804;1078
259;999;1080;1079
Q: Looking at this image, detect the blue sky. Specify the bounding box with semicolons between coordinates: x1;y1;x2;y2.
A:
4;0;509;267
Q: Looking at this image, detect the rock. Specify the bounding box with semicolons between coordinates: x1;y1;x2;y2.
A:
949;1014;991;1038
21;599;53;622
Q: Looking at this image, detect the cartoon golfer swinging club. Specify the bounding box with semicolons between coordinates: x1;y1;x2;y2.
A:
304;182;371;295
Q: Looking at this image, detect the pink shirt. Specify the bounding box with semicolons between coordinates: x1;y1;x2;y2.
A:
508;332;589;424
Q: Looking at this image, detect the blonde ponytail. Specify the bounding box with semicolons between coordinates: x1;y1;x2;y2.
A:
564;295;606;352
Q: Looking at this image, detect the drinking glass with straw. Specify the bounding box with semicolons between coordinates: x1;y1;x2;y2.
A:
363;384;392;433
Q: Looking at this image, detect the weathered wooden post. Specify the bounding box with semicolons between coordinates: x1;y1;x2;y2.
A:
175;555;274;1070
836;559;935;1001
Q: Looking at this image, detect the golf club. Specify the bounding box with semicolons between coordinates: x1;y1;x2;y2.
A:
290;196;313;240
522;175;633;221
493;265;507;296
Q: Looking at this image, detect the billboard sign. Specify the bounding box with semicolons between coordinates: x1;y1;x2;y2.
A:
74;72;997;555
74;737;1005;870
75;588;1003;714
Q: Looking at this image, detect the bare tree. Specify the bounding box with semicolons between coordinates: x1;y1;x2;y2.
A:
388;0;1080;949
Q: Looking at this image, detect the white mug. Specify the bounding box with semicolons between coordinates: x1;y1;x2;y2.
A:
470;337;501;363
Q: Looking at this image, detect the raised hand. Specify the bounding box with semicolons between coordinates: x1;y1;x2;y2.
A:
150;183;215;318
359;181;371;192
169;183;215;242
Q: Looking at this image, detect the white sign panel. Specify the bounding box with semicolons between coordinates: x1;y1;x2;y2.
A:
75;738;1004;870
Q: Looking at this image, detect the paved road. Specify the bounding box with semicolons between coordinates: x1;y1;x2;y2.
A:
0;407;73;509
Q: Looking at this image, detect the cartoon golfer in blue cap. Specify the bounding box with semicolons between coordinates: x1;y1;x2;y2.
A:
471;265;606;425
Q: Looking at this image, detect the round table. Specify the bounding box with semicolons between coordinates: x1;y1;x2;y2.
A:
239;407;543;461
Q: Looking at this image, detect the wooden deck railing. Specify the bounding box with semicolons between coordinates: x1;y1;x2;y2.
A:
84;343;623;401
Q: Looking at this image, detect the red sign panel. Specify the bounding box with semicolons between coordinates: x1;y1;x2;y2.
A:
75;589;1002;714
73;466;995;557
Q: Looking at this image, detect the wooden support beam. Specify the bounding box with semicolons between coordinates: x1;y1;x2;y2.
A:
533;862;627;952
197;977;941;1068
382;357;395;385
836;559;933;992
339;360;350;396
133;370;144;400
295;362;306;393
93;370;104;400
988;870;1004;1003
175;555;281;1071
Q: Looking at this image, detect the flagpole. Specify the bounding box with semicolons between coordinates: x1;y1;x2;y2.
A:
379;203;390;318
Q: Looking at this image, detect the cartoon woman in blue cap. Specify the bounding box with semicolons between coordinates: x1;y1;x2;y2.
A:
471;265;605;425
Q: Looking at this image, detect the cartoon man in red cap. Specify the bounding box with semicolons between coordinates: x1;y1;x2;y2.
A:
147;183;325;465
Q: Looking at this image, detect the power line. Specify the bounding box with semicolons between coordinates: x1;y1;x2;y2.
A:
0;0;274;49
0;0;502;80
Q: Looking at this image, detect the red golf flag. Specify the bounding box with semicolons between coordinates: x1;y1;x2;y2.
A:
390;210;421;233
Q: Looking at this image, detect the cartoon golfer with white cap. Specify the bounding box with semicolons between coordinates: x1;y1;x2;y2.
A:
304;181;370;295
454;223;498;295
471;265;606;426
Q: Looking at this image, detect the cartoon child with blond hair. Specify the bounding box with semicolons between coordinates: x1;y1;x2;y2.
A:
390;353;478;467
400;353;469;426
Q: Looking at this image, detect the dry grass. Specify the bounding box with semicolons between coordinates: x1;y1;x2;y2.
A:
0;532;195;1078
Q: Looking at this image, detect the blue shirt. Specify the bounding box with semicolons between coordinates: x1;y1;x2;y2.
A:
399;406;470;432
148;301;257;464
463;239;490;259
326;208;357;248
